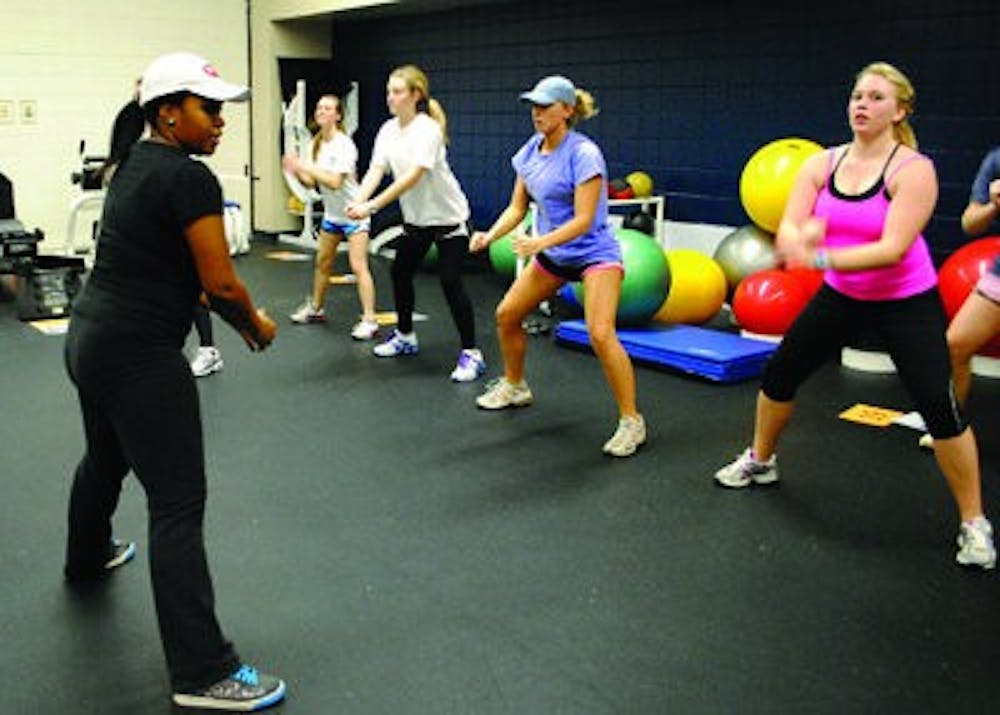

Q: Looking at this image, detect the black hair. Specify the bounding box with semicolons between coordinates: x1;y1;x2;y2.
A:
140;91;190;126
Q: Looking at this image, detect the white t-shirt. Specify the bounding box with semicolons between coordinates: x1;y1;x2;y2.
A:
314;131;360;224
370;113;469;227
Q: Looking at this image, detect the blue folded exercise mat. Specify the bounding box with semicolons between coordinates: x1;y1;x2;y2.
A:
554;320;778;383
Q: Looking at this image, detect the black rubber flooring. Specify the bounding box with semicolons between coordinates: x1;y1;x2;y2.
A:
2;239;999;713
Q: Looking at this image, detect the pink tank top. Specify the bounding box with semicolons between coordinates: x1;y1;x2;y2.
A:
813;145;938;300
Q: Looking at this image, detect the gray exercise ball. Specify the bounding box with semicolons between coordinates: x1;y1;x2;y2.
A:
712;224;776;297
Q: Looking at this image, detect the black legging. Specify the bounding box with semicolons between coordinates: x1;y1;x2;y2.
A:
64;317;239;691
392;224;476;349
193;305;214;347
762;284;966;439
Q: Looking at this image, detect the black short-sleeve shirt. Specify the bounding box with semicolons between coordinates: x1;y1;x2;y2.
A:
72;141;222;346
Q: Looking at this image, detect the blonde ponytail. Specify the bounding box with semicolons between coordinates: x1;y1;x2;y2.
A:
568;88;599;128
426;97;449;144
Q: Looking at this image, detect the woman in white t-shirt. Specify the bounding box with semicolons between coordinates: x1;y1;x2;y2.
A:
284;94;378;340
346;65;484;382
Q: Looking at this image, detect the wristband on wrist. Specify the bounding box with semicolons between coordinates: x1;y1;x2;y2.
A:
813;249;830;270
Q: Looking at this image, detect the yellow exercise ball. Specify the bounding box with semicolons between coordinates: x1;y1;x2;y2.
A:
625;171;654;198
739;137;823;233
653;249;727;325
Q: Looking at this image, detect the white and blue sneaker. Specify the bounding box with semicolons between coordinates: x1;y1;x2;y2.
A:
172;664;286;711
450;349;486;382
104;539;136;571
373;329;419;357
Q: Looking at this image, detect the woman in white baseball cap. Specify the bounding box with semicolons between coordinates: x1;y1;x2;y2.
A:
63;52;285;710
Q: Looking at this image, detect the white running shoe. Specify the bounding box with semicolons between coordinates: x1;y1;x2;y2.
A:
450;349;486;382
190;347;223;377
290;299;326;324
956;516;997;570
714;447;779;488
350;319;380;341
476;377;533;409
602;414;647;457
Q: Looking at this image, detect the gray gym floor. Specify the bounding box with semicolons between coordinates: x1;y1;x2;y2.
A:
2;239;999;713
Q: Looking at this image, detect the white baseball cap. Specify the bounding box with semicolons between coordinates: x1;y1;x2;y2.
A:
139;52;249;107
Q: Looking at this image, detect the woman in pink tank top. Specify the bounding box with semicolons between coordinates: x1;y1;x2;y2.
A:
714;62;995;570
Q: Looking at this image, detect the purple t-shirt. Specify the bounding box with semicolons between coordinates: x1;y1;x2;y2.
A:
967;147;1000;277
511;130;620;266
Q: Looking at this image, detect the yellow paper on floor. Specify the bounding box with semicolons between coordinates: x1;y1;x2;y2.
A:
373;311;428;326
328;274;357;285
838;403;904;427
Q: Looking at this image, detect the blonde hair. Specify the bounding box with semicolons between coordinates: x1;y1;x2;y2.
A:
311;94;344;162
568;88;599;128
856;61;917;149
390;64;449;144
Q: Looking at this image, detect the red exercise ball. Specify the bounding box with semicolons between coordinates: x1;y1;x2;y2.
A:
937;236;1000;318
784;267;825;300
732;268;811;336
937;235;1000;357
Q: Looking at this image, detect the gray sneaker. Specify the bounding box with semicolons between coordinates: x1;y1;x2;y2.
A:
172;664;286;711
602;414;647;457
476;377;533;409
714;447;779;488
956;516;996;570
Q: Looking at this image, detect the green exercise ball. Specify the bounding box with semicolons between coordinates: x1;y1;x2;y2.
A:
488;216;533;279
420;241;439;270
572;228;671;326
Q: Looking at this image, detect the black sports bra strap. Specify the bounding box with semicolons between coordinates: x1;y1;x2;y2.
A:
880;142;903;178
831;146;850;175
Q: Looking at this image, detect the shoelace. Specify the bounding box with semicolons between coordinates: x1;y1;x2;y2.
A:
482;377;505;392
232;665;260;686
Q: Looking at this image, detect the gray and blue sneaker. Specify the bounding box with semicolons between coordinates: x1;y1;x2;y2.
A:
172;664;286;711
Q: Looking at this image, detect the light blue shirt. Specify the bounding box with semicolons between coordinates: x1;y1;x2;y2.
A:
511;130;620;266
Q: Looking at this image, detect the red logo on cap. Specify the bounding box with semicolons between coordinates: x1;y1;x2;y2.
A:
202;63;219;78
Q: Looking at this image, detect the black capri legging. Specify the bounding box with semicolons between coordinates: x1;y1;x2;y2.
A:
392;223;476;349
762;284;966;439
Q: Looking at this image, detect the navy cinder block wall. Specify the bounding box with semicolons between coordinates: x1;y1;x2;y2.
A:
329;0;999;258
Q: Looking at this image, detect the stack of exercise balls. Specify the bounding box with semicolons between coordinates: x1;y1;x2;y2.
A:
608;170;654;200
719;136;824;336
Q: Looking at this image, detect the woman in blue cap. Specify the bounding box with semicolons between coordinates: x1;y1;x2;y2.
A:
470;76;646;457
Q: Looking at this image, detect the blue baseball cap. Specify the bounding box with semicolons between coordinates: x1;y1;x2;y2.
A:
520;75;576;106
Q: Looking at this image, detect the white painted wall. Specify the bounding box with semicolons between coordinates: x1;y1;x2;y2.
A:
0;0;250;253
